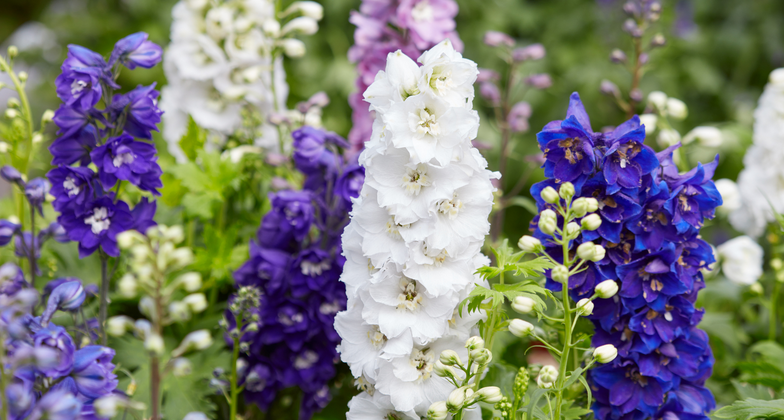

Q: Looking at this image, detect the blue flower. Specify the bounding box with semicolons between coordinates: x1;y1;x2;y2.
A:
111;84;163;139
47;166;96;213
72;345;118;399
58;196;134;257
537;92;598;184
601;116;658;190
89;134;162;194
41;280;86;325
27;389;82;420
32;324;76;379
663;156;722;235
130;197;158;233
590;357;667;417
617;246;689;311
109;32;163;69
0;219;21;246
258;191;316;249
49;123;99;166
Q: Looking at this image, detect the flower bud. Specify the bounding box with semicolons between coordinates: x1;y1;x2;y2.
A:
18;72;27;83
651;33;666;47
476;386;503;403
609;49;627;63
439;349;461;366
465;336;484;350
171;357;193;377
525;73;552;89
593;344;618;364
539;210;557;235
559;182;575;200
595;280;619;299
279;38;306;57
576;298;594;316
183;412;209;420
648;91;668;110
139;296;157;320
512;43;545;61
639;114;658;135
471;348;492;364
537;365;558;388
170;248;194;268
285;1;324;20
540;186;559;204
118;274;137;298
447;387;467;410
282;17;319;35
262;19;281;37
427;401;448;420
0;142;9;153
434;360;455;378
581;214;602;231
483;31;515;48
169;301;191;322
666;97;688;120
576;242;596;261
106;316;134;337
173;330;213;357
40;111;53;126
750;282;763;294
177;272;202;292
163;225;185;244
657;128;681;147
145;333;165;355
551;265;569;283
7;46;18;59
117;230;143;249
773;259;783;271
565;222;581;237
7;98;19;108
94;395;125;418
183;293;208;313
682;126;722;147
41;280;86;324
571;198;589;217
508;319;535;337
592;245;606;262
512;296;536;314
5;109;20;119
518;236;542;253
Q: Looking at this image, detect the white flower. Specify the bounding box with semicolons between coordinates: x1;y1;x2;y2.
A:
417;40;479;108
717;236;764;285
665;97;688;120
647;91;668;110
682;126;722;147
347;392;420;420
639;114;658;135
365;51;422;113
715;178;741;214
657;128;681;147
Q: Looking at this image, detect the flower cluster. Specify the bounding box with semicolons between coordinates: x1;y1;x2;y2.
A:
160;0;324;158
1;270;119;419
530;93;720;420
346;0;463;156
229;126;362;418
335;40;495;417
730;68;784;237
47;34;163;258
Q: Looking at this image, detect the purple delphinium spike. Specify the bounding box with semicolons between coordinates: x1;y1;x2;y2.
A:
109;32;163;69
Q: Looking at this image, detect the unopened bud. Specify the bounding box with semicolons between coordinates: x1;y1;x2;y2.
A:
427;401;448;420
471;348;492;364
279;39;306;57
571;198;590;217
639;114;658;135
559;182;575;200
648;91;668;110
565;222;581;237
551;265;569;283
7;98;19;108
539;209;557;235
576;298;594;316
581;214;602;231
508;319;535;337
262;19;281;37
173;330;213;357
18;72;27;82
651;33;666;47
666;98;688;120
447;387;466;411
595;280;619;299
145;334;165;355
169;301;191;322
537;365;558;388
282;17;318;35
285;1;324;20
540;186;560;204
439;349;461;366
512;296;536;314
118;274;137;298
592;245;606;262
171;357;193;376
7;46;18;59
183;293;208;313
476;386;503;403
5;109;20;119
434;360;455;378
518;236;542;253
465;336;484;351
600;80;620;97
750;282;763;294
576;242;597;261
584;198;599;212
610;49;627;63
177;272;202;292
593;344;618;363
106;316;134;337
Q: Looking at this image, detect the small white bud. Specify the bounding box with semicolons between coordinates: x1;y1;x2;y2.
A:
585;198;599;213
581;214;602;231
512;296;536;314
593;344;618;363
139;296;157;320
682;126;722;147
183;293;208;313
577;242;597;261
571;197;589;217
647;91;668;110
539;209;558;235
285;1;324;20
17;72;28;82
94;395;124;418
145;334;165;355
279;38;306;57
439;349;461;366
665;97;688;120
518;236;542;253
476;386;503;403
595;280;619;299
434;360;455;378
508;319;535;337
0;142;9;153
170;248;194;268
7;98;19;108
657;128;681;148
281;17;319;35
262;19;281;37
5;109;20;119
106;316;134;337
117;274;137;298
565;222;581;237
551;265;569;283
639;114;658;135
537;365;558;388
173;330;213;357
446;387;467;410
163;225;185;244
427;401;448;420
183;412;209;420
169;301;191;322
576;298;594;316
7;46;18;59
465;336;484;350
171;357;193;377
177;272;202;292
559;182;575;200
540;186;559;204
592;245;606;262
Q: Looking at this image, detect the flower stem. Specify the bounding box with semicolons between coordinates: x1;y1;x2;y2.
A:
0;55;34;175
770;280;780;341
151;355;161;420
230;333;241;420
554;208;575;420
99;252;109;345
28;204;37;288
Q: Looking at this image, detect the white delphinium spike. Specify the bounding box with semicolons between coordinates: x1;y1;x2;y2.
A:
336;41;495;416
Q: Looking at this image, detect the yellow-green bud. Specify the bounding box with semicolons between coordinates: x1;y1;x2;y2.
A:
17;71;28;83
551;265;569;283
540;186;560;204
581;214;602;231
41;109;54;126
577;242;597;261
7;46;18;59
576;298;594;316
559;182;575;200
595;280;619;299
518;235;542;253
585;197;599;212
439;349;461;366
508;319;534;337
465;336;484;350
512;296;536;314
476;386;503;403
427;401;448;420
7;98;19;108
593;344;618;363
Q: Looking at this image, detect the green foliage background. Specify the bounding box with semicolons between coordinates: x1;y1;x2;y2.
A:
3;0;784;418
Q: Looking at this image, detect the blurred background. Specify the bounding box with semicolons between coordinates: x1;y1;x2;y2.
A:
2;0;784;416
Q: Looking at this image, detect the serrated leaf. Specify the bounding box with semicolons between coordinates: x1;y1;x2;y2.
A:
737;362;784;390
179;117;207;161
493;282;548;311
559;399;592;420
459;285;504;314
732;380;777;401
513;257;555;278
714;399;784;420
182;192;219;219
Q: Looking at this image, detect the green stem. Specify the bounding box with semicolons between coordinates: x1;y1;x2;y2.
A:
230;317;244;420
28;204;36;288
770;281;780;341
0;56;34;175
99;252;109;346
554;209;575;420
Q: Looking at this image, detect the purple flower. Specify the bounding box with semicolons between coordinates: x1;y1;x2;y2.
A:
109;32;163;69
0;219;21;246
479;82;501;105
89;134;162;194
1;165;25;187
130;197;157;233
27;389;82;420
290;248;335;297
508;101;532;133
537;92;598;184
41;280;86;325
25;178;51;216
602;116;658;190
292;127;346;175
52;105;105;139
663;157;722;235
55;67;104;111
512;43;546;61
396;0;459;49
49;123;100;166
483;31;514;47
0;262;26;296
234;244;290;294
62;45;107;69
39;221;70;244
72;346;118;398
590;358;666;417
258;191;315;249
15;232;41;261
335;164;365;207
47;166;96;213
617;246;689;311
111;84;163;139
58;196;133;257
32;324;76;378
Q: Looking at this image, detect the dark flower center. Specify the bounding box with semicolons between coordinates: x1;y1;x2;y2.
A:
558;138;584;164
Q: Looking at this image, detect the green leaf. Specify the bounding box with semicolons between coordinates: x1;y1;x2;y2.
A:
578;376;593;410
559;399;592;420
193;225;249;284
527;388;550;420
179;117;207;161
562;367;585;390
181;192;220;219
714;399;784;420
493;282;548;312
507;196;539;215
738;342;784;390
513;257;554;278
458;285;504;314
732;380;777;401
484;362;519;398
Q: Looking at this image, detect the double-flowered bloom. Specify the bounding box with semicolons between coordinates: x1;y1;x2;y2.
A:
231;126;362;419
531;93;720;420
48;33;163;258
346;0;463;156
335;40;495;418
